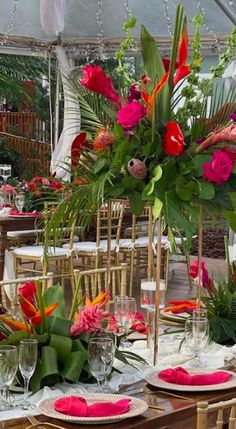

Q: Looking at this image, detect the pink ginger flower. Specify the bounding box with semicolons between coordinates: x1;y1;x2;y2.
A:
203;150;233;185
80;64;121;106
70;305;108;337
18;281;36;304
196;123;236;152
189;260;213;290
1;184;16;194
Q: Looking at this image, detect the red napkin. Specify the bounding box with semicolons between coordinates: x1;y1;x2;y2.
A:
9;210;41;217
158;367;231;386
54;396;130;417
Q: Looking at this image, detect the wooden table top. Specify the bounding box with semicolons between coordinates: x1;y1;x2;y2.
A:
3;387;236;429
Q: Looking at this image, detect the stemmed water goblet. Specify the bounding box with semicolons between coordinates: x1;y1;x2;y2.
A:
18;339;38;410
185;317;209;368
0;164;11;212
88;337;115;392
15;192;25;212
114;296;137;349
0;345;18;411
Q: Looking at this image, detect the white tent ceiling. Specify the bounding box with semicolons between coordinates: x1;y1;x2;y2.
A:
0;0;235;57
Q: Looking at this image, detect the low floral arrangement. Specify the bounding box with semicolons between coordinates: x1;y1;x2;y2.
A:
163;243;236;344
45;6;236;251
0;280;146;393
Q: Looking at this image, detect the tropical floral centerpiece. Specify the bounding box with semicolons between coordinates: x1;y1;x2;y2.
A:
45;5;236;252
0;280;146;393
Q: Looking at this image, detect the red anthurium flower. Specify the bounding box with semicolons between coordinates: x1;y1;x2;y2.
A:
80;64;121;106
71;132;88;167
141;72;169;113
163;121;184;156
173;22;191;86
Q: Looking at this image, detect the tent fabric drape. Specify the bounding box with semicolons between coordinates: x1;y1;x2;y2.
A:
50;45;81;180
40;0;66;35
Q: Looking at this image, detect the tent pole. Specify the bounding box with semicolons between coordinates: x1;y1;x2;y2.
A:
213;0;236;25
54;64;60;148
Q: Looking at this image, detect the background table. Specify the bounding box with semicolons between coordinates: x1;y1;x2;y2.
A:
0;217;40;280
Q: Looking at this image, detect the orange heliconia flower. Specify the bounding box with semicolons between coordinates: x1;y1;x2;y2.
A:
141;72;170;113
0;315;30;332
85;291;110;307
19;295;58;325
173;22;190;86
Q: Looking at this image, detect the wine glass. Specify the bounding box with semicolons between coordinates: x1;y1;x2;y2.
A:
19;339;38;410
185;317;209;368
15;193;25;212
88;337;114;392
114;296;137;349
0;164;11;211
0;345;18;411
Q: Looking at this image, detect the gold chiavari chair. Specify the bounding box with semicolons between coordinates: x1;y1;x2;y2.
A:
12;201;73;286
64;199;125;272
197;398;236;429
73;263;127;301
0;273;54;314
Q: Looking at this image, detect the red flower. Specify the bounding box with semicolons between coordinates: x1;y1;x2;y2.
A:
163;121;184;156
117;101;147;130
19;281;36;304
71;132;88;167
80;64;121;106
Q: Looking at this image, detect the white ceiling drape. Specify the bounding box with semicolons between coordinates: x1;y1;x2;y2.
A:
40;0;66;35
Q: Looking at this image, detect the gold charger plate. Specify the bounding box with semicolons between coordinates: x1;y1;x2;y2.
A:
145;370;236;392
38;393;148;425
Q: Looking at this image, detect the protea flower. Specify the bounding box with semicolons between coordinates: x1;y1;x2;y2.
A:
93;128;116;151
128;159;147;179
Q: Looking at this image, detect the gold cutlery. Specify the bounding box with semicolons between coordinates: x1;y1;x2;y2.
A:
148;404;165;410
154;389;194;402
26;415;66;429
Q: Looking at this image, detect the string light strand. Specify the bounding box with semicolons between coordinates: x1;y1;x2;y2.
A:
196;0;220;47
162;0;173;37
96;0;106;59
0;0;19;46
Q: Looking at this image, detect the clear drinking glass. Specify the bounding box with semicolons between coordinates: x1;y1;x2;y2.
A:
114;296;137;349
19;339;38;410
88;337;114;392
15;193;25;212
0;164;11;210
0;345;18;411
185;317;209;368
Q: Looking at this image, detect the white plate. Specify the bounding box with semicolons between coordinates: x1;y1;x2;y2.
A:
38;393;148;425
146;370;236;392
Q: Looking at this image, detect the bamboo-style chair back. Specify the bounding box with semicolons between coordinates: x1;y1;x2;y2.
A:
73;263;127;301
96;199;125;246
197;399;236;429
0;273;54;314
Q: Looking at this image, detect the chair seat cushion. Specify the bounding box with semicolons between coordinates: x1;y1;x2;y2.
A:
13;245;68;258
63;239;117;253
7;229;42;238
120;236;169;249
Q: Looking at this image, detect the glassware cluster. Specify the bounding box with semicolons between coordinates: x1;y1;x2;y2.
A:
0;339;38;411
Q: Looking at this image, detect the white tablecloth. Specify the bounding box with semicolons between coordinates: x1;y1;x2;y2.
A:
1;334;236;421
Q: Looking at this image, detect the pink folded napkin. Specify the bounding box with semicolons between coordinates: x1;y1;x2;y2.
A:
9;210;41;217
54;396;130;417
158;367;231;385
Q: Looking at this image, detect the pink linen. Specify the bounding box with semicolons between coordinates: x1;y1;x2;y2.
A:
9;210;41;217
158;367;231;385
54;396;130;417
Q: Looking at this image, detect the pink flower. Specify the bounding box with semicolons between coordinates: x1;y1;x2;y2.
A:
80;64;121;106
0;184;16;194
70;305;107;336
203;150;233;185
189;260;213;290
18;281;36;304
117;101;147;130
